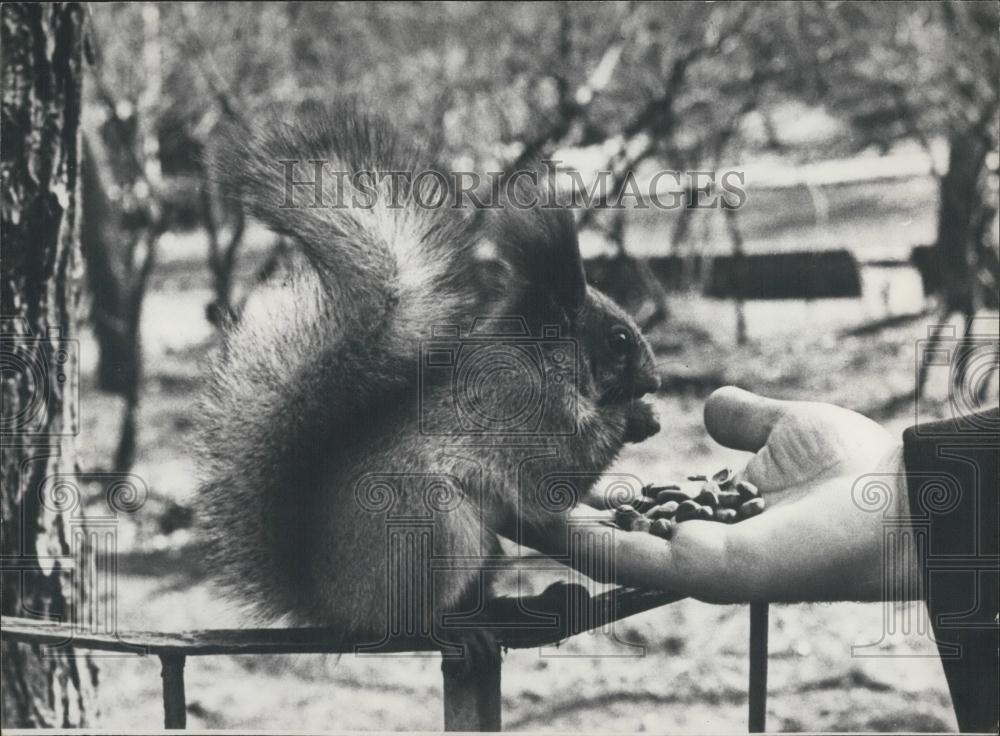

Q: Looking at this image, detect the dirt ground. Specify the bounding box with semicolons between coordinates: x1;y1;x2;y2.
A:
65;237;998;733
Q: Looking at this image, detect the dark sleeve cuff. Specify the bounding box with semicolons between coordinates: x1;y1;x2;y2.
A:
902;408;998;732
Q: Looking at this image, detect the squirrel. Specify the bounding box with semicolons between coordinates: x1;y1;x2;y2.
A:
195;103;661;664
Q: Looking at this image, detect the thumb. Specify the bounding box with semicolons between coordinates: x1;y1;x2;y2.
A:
703;386;791;452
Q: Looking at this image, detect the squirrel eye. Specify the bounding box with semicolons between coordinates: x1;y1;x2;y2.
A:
607;326;632;355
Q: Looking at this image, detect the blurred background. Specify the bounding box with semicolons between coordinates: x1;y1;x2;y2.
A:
76;1;997;731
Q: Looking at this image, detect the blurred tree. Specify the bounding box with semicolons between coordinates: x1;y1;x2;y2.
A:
82;2;167;472
1;2;97;725
79;1;838;356
791;0;998;395
80;137;131;396
84;1;997;358
89;3;285;330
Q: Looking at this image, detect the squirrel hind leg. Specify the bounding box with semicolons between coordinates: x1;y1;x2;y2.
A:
435;567;501;675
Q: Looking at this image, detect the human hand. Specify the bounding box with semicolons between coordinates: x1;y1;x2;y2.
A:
582;387;915;602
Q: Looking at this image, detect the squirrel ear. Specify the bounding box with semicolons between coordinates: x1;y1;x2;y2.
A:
489;175;587;315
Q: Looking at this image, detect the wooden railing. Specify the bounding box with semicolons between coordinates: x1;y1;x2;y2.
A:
1;588;770;732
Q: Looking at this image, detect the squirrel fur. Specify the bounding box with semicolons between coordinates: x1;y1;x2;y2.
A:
196;103;661;647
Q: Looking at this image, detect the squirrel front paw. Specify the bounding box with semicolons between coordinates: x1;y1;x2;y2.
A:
439;627;501;677
623;401;661;443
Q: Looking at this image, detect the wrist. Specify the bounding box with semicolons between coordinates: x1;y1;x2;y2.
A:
869;441;922;601
880;442;911;521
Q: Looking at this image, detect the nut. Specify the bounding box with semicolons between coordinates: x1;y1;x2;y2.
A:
656;489;691;505
715;508;738;523
631;497;657;514
712;467;735;487
615;504;641;530
675;500;701;522
695;483;720;508
736;480;760;501
648;500;680;519
643;483;681;497
718;491;742;508
631;517;652;533
649;518;673;539
738;498;765;519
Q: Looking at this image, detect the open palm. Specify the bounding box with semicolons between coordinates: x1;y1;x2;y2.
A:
583;387;913;603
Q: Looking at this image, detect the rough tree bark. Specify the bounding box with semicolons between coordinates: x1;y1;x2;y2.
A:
1;2;97;726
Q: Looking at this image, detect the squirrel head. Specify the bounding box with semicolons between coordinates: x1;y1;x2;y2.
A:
576;285;659;406
488;181;660;441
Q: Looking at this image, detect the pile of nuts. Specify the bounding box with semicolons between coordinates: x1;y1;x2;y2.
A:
613;468;764;540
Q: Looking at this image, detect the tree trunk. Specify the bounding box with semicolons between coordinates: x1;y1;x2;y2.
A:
723;203;749;346
80;135;135;395
916;130;994;395
1;2;97;727
936;131;990;319
80;131;154;473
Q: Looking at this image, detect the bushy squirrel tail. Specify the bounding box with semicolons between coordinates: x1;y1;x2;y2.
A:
212;102;483;328
196;104;482;619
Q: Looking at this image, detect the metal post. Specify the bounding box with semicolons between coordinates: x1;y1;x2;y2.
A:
160;654;187;729
442;652;502;731
748;602;769;733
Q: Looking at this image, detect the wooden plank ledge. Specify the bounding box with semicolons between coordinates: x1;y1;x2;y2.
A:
1;586;683;656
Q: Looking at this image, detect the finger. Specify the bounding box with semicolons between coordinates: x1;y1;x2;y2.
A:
603;521;737;600
703;386;792;452
666;521;743;602
600;519;760;603
742;444;778;490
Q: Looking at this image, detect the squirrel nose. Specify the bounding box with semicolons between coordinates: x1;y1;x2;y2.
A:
631;371;661;398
